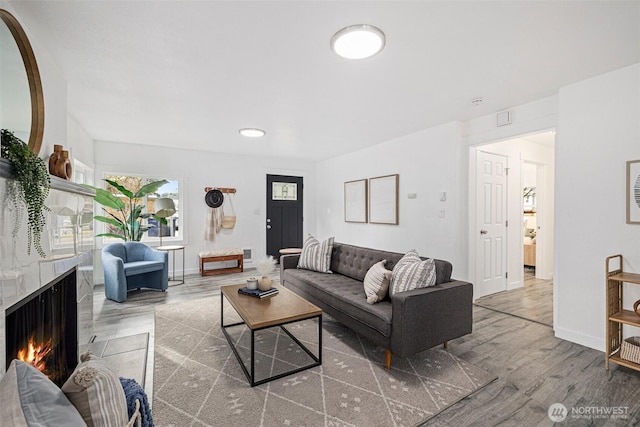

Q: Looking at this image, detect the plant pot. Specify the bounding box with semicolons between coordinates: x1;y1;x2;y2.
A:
258;276;272;291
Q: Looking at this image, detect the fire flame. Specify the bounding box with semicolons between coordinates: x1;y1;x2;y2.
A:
17;338;53;375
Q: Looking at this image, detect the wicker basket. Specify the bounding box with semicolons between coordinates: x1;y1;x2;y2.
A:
620;336;640;364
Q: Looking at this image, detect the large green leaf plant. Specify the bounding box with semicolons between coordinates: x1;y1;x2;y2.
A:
87;178;168;241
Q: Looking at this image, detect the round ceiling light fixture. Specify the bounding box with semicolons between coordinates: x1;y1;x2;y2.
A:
239;128;266;138
331;24;385;60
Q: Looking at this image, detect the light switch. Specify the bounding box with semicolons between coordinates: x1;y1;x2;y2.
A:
439;208;445;218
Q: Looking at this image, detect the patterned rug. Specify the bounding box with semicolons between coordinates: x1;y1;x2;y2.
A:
152;296;495;427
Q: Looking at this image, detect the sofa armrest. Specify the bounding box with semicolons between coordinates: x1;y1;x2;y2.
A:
280;254;300;270
390;280;473;358
279;254;300;283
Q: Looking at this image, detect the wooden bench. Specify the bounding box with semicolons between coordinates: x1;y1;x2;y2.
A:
199;249;244;276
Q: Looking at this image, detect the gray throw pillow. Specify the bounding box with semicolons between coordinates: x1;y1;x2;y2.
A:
0;359;85;426
390;250;436;296
297;234;334;273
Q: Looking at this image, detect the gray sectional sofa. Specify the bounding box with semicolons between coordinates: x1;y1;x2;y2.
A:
280;242;473;369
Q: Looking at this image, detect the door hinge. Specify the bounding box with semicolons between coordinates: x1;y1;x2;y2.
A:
505;167;509;175
506;220;509;227
505;272;508;279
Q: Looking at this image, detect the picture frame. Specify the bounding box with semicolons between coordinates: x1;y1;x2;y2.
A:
627;160;640;224
344;179;367;223
369;174;399;225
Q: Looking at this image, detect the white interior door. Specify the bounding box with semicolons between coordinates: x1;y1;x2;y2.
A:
476;151;508;297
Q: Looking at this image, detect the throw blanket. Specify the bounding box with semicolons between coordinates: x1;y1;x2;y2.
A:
204;207;224;240
120;377;154;427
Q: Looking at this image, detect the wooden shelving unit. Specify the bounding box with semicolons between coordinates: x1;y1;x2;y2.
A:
605;254;640;370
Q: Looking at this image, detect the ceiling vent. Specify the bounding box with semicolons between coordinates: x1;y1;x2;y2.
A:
496;110;512;127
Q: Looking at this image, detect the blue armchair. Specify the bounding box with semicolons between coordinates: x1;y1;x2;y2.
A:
102;242;168;302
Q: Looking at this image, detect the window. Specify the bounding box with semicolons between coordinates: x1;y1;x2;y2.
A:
272;182;297;200
99;174;182;244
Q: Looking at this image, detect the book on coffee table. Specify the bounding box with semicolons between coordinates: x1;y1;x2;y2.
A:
238;287;279;298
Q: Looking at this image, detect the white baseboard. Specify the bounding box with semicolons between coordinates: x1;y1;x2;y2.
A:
554;326;603;352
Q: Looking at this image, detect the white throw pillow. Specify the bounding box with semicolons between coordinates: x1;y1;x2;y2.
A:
297;234;334;273
363;260;392;304
390;250;436;296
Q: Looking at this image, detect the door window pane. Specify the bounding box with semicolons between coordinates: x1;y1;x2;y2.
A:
272;182;297;200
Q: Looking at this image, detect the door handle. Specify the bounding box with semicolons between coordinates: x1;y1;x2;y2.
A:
266;225;272;229
480;229;488;235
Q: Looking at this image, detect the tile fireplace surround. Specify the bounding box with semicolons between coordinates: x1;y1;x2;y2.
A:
0;158;94;377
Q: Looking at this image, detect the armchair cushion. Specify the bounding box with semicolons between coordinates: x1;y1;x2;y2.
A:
123;261;165;276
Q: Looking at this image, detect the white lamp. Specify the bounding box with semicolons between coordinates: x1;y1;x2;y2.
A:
154;197;176;246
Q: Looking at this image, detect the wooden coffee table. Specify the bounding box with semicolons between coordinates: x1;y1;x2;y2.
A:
220;284;322;386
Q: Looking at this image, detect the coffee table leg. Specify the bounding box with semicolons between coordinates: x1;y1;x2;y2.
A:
318;314;323;363
251;329;255;386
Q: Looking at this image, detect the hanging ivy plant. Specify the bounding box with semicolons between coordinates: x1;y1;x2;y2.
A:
1;129;51;257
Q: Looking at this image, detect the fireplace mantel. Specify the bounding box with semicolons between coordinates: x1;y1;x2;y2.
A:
0;159;95;378
0;158;94;197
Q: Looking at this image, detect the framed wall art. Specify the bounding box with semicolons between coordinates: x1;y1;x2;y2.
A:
369;174;399;225
627;160;640;224
344;179;367;223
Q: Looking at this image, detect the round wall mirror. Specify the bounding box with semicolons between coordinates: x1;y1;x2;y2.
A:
0;9;44;155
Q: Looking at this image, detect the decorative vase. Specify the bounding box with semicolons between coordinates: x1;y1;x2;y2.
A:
53;150;72;180
258;276;272;291
48;144;62;175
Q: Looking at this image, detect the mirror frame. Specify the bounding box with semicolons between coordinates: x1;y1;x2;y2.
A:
0;9;44;155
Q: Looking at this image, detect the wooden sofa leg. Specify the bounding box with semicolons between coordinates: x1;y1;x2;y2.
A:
443;341;448;349
385;349;392;370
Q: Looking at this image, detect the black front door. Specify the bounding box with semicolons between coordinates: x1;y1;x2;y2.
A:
266;174;303;259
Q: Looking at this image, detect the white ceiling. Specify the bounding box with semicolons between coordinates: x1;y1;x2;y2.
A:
9;1;640;161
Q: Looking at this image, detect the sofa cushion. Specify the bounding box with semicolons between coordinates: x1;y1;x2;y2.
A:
390;250;437;296
0;359;86;426
123;260;165;276
363;260;392;304
298;234;334;273
284;268;392;337
62;352;129;427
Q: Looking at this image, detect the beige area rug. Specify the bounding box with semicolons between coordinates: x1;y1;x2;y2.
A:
152;296;496;427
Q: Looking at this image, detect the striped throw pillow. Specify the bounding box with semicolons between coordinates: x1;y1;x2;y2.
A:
364;260;392;304
62;352;129;427
297;235;334;273
389;250;436;296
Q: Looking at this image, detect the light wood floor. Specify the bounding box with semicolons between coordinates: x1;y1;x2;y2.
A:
474;267;553;327
92;269;640;426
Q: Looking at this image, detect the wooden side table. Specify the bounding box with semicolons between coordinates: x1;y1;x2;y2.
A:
158;245;185;285
279;248;302;255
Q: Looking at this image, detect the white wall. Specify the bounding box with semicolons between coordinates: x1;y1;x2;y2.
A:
555;63;640;350
93;141;316;278
315;122;469;279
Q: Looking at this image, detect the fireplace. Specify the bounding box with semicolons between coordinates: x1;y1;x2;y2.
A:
5;267;78;386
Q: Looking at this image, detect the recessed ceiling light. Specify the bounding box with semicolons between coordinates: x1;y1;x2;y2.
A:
239;128;265;138
331;24;385;60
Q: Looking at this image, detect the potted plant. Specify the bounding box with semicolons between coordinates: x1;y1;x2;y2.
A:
1;129;51;257
256;255;277;291
85;178;168;241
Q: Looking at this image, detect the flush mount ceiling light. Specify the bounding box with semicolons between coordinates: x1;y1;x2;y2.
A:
331;24;385;59
239;128;265;138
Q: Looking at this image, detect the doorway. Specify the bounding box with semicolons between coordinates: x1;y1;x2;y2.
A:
266;174;304;259
471;130;555;326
